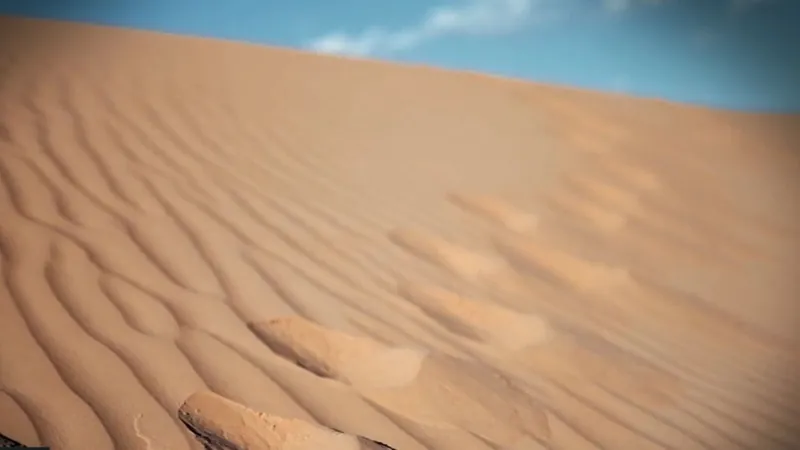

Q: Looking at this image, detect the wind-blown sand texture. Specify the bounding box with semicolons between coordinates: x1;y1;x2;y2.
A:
178;391;396;450
0;15;799;450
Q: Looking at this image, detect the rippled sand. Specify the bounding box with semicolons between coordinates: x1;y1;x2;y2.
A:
0;15;798;450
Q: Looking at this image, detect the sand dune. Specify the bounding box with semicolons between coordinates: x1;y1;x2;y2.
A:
0;15;799;450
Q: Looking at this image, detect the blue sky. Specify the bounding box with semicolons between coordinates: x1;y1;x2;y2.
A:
0;0;798;111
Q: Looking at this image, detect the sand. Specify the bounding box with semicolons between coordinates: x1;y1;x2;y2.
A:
177;391;395;450
0;14;798;450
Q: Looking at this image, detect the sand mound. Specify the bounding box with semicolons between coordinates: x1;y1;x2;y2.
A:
387;228;506;281
580;156;664;193
545;187;631;232
250;317;426;389
560;172;644;214
493;233;631;292
448;193;539;233
178;391;395;450
396;282;553;350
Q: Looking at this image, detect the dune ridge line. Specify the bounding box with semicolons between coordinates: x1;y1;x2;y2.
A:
178;391;396;450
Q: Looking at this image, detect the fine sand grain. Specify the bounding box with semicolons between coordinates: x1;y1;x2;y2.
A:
0;15;799;450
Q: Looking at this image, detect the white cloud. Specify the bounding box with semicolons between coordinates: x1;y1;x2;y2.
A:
309;0;682;57
308;0;548;57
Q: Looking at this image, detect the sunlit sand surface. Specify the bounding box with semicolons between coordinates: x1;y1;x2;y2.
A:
0;15;798;450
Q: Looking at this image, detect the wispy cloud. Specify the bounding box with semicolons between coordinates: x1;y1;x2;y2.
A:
308;0;676;57
308;0;551;57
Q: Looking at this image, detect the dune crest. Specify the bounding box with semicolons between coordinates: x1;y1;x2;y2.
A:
396;282;553;350
387;229;507;281
250;317;426;389
493;232;632;292
447;193;539;233
178;391;395;450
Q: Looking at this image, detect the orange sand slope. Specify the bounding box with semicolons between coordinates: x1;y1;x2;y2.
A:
0;15;799;450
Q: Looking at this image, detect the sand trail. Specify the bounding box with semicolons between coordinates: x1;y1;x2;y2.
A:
394;281;681;409
382;299;694;450
387;202;799;448
252;316;552;448
449;189;796;359
399;281;679;397
404;216;796;396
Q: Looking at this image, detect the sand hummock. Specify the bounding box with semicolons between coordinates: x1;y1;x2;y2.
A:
0;14;798;450
178;391;395;450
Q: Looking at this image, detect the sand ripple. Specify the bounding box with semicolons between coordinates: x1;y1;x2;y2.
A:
0;16;798;450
